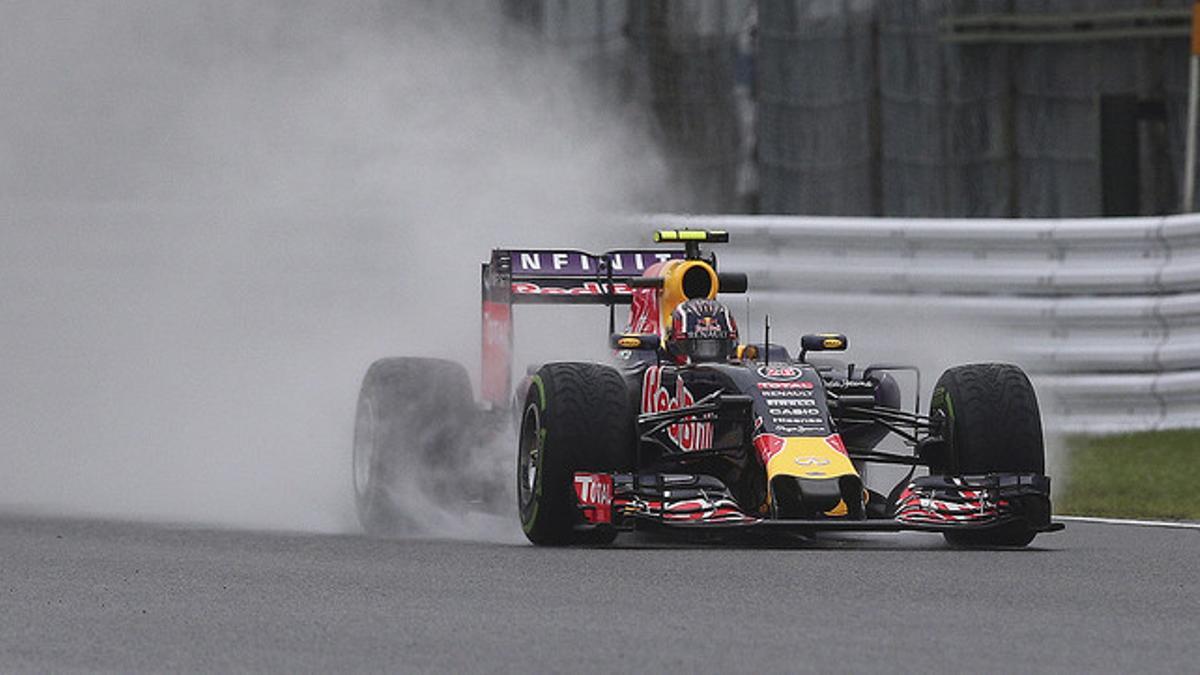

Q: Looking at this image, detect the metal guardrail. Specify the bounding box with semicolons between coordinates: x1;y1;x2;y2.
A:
641;213;1200;433
938;7;1191;44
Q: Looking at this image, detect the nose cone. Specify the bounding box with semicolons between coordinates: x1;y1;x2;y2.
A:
770;474;866;519
757;435;864;518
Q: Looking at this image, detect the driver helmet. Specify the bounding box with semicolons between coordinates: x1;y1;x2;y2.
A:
666;298;738;364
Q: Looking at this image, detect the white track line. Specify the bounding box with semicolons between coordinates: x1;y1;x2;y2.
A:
1054;515;1200;530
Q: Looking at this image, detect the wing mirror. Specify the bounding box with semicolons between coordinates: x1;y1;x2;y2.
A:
799;333;847;362
611;333;661;351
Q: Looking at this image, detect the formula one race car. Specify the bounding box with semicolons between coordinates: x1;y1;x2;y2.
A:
353;230;1061;547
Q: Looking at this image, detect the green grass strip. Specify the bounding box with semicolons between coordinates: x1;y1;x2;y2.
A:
1058;430;1200;520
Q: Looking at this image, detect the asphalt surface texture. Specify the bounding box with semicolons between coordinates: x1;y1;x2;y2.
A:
2;514;1196;673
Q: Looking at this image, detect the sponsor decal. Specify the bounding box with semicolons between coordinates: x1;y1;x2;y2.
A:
794;456;830;467
511;251;680;276
574;473;613;524
756;366;803;382
511;281;633;296
755;380;829;433
757;381;815;390
641;367;713;452
692;315;725;339
760;385;824;428
766;399;818;407
768;407;822;417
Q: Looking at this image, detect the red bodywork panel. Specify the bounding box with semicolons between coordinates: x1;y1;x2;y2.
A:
628;261;669;335
480;300;512;406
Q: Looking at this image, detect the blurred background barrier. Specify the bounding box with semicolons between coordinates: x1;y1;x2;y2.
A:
638;213;1200;434
499;0;1200;436
504;0;1196;218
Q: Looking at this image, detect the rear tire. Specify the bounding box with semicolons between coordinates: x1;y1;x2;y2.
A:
517;362;634;546
929;363;1044;548
353;357;474;536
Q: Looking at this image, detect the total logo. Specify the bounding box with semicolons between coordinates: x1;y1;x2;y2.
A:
642;367;713;452
573;473;613;524
757;365;803;381
574;473;612;505
758;381;814;390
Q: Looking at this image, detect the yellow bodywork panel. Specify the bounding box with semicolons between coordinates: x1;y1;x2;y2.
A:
764;437;860;517
658;259;719;331
765;437;858;482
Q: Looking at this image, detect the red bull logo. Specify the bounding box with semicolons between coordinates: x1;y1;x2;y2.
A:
693;315;722;338
641;367;713;452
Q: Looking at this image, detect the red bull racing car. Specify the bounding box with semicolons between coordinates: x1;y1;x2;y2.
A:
353;230;1061;547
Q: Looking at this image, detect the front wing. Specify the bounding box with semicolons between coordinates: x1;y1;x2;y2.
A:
572;471;1063;536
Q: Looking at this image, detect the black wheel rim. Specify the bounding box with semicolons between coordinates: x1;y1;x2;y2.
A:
517;402;541;515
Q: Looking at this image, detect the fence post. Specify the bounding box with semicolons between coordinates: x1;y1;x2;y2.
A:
1183;1;1200;212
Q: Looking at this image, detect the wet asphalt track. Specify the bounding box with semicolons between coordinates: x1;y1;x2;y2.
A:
1;514;1197;673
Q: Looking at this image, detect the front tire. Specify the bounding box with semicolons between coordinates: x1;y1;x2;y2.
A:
929;363;1045;548
517;362;634;546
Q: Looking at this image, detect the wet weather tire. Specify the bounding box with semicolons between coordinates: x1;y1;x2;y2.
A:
517;362;634;546
353;357;473;536
929;363;1045;548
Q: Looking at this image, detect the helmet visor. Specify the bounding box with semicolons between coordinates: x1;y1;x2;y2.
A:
685;338;731;362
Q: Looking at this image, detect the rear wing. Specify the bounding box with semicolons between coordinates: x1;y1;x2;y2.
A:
484;248;685;305
480;248;686;407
